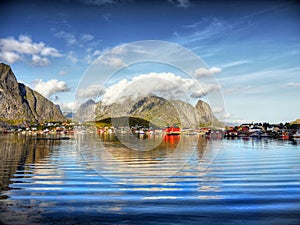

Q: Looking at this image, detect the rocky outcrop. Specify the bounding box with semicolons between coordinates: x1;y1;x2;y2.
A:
75;95;224;128
0;63;65;124
75;99;96;122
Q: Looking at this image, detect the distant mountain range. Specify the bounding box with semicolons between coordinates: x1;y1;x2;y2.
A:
75;95;224;128
0;63;65;125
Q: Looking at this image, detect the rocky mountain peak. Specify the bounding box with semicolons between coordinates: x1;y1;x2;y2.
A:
0;63;65;125
0;63;19;92
76;95;224;128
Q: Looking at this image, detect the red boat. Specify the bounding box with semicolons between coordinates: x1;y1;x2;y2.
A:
163;125;181;135
280;131;289;140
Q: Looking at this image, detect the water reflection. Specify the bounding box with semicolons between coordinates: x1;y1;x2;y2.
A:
0;134;61;196
77;133;212;185
0;134;299;225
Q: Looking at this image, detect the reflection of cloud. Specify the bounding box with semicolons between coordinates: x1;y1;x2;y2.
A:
31;79;71;98
0;35;61;65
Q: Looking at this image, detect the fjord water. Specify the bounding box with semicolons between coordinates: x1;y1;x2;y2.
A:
0;134;300;224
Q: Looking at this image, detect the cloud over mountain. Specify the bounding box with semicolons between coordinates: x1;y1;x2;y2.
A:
81;72;220;105
31;79;71;98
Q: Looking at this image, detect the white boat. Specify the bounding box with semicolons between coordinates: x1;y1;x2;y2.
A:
293;131;300;138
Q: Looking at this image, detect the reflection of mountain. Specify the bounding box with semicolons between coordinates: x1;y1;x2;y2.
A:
0;135;60;194
0;63;65;124
76;96;224;128
100;133;198;164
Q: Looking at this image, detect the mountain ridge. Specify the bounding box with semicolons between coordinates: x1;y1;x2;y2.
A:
0;63;65;125
75;96;224;128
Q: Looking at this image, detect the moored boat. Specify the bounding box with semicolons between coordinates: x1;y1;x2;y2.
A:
280;131;289;140
293;131;300;138
163;125;181;135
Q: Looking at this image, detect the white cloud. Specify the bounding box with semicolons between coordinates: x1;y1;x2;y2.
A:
221;60;250;69
40;46;62;57
0;51;21;64
168;0;190;8
212;107;224;113
93;50;102;56
76;84;105;99
190;84;219;98
54;31;77;45
0;35;61;65
103;13;112;21
102;57;125;67
222;112;232;119
80;34;94;42
85;49;102;64
282;82;300;88
31;79;71;98
58;70;67;76
219;111;249;125
110;45;127;55
100;72;219;105
194;67;221;78
31;55;49;66
59;101;81;112
67;51;78;64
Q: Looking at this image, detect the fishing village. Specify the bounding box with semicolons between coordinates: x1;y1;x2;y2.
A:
1;120;299;140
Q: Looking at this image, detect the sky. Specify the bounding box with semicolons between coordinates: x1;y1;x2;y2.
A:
0;0;299;124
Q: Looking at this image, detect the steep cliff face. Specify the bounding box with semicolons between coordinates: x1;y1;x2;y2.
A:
0;63;65;124
76;95;224;128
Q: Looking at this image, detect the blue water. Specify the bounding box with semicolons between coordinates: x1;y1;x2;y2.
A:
0;134;300;224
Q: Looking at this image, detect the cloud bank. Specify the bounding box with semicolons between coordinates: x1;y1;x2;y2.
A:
31;79;71;98
76;72;220;105
0;35;62;65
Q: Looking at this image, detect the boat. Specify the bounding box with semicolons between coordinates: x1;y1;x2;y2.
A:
280;131;289;140
293;131;300;138
163;125;181;135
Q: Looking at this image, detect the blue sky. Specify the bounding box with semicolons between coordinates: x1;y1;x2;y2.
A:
0;0;299;124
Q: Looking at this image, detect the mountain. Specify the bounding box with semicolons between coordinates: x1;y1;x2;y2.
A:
75;95;224;128
0;63;65;125
291;118;300;125
76;99;96;122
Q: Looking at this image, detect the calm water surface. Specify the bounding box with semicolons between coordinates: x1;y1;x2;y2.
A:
0;133;300;224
